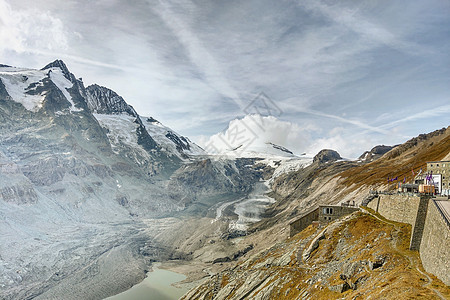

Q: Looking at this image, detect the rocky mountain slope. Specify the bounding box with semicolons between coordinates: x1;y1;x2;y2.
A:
176;127;450;299
1;60;448;299
183;211;449;299
358;145;394;163
0;60;257;299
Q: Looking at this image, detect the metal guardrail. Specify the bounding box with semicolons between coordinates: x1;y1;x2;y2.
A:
433;200;450;229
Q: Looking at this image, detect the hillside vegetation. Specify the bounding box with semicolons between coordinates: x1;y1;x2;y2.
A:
340;127;450;189
183;212;449;299
179;126;450;299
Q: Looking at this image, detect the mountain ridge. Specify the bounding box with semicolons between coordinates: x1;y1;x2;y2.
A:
1;60;448;299
179;127;450;300
0;60;250;299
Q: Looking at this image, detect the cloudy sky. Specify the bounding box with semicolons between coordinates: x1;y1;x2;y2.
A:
1;0;449;158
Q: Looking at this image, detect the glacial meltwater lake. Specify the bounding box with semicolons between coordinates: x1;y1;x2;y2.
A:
105;264;188;300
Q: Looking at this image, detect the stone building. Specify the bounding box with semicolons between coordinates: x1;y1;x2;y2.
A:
319;205;359;223
289;208;319;237
427;161;450;195
289;204;360;237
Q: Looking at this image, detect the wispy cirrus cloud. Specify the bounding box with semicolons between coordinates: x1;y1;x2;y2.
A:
151;0;244;108
1;0;449;157
298;1;432;56
380;104;450;130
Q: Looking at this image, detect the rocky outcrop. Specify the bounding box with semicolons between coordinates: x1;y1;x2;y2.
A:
86;84;137;116
0;78;12;101
40;59;90;112
267;142;294;155
165;131;191;152
313;149;341;164
358;145;394;163
41;60;72;81
212;244;253;264
0;185;38;204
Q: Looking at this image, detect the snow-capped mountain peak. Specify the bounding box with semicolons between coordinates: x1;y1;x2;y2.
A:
84;83;205;160
0;60;204;161
142;116;205;159
41;59;72;82
0;60;84;113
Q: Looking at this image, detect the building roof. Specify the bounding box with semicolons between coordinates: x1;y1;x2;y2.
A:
401;183;419;188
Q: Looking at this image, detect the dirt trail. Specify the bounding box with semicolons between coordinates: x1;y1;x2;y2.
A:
360;207;446;300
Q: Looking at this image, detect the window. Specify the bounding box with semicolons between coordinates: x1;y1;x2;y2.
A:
323;207;333;215
437;164;439;167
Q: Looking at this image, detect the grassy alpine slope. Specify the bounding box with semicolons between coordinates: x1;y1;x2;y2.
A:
180;126;450;299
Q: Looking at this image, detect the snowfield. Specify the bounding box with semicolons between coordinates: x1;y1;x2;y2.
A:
0;67;47;111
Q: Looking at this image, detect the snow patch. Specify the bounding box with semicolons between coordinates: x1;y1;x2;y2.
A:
142;116;204;159
48;68;81;112
0;67;46;111
93;113;142;154
261;156;313;182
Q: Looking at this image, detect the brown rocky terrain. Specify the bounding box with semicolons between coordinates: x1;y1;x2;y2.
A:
182;211;449;299
169;126;450;299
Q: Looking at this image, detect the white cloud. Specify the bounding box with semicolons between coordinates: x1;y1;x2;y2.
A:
299;1;430;56
306;127;377;159
380;104;450;129
200;114;316;155
0;0;68;55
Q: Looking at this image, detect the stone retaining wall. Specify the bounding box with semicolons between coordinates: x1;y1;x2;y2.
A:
366;194;449;285
367;194;421;226
319;205;359;223
419;200;450;285
289;208;319;238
